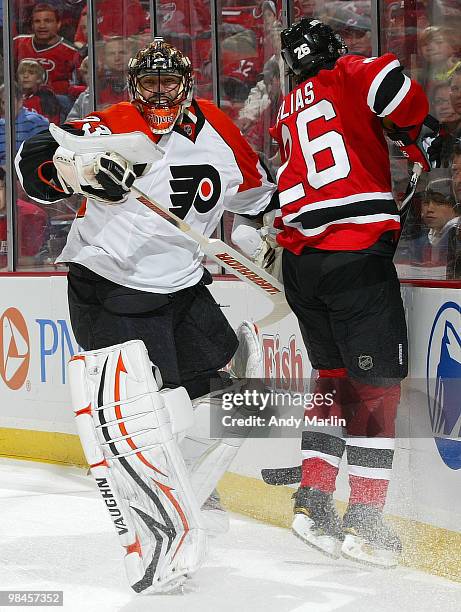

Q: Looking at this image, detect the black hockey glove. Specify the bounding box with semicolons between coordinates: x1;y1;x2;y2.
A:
86;153;136;203
422;128;451;169
384;114;441;172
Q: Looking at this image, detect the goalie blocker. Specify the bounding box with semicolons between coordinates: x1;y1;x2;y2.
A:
68;340;206;594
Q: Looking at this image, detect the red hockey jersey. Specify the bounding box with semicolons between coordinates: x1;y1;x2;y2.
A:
272;53;429;252
14;36;81;95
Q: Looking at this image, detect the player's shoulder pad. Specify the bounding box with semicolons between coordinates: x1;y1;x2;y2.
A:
336;52;401;77
195;98;263;192
195;98;243;136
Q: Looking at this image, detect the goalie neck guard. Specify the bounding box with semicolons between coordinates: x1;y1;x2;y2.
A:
128;38;194;135
280;18;347;81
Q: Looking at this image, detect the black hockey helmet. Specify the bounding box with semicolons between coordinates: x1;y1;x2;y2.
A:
280;18;348;80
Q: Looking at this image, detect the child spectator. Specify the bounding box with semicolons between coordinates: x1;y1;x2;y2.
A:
419;26;461;94
17;59;61;123
0;82;49;165
412;178;460;266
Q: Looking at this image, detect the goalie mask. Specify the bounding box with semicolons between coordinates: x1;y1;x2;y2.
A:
280;18;347;81
128;38;194;134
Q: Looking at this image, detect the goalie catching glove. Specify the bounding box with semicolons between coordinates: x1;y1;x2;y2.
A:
53;146;138;203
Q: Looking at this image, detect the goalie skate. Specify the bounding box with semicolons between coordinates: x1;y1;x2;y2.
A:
68;340;207;594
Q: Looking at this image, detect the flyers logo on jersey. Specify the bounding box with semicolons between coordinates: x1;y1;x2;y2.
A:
169;165;221;219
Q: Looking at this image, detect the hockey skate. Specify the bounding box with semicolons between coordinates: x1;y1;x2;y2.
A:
201;489;229;537
341;503;402;568
291;487;345;558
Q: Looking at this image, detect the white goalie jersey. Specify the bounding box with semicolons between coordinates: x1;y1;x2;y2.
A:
15;99;277;293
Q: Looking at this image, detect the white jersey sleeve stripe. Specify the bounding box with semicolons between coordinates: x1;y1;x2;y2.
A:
366;59;401;114
378;74;412;118
286;213;401;237
283;191;394;222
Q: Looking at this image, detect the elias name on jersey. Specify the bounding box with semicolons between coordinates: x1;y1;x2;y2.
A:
277;82;315;121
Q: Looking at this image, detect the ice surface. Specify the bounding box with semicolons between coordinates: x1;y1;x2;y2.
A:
1;458;461;612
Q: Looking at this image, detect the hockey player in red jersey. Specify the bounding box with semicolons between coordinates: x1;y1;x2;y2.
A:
272;18;432;567
15;39;277;593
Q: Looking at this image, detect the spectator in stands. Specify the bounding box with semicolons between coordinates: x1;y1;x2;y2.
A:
419;26;461;94
67;37;130;120
67;55;88;100
328;7;372;57
13;3;81;97
412;178;460;266
14;0;85;41
0;82;49;165
245;56;282;161
294;0;318;19
451;144;461;202
433;80;461;129
0;166;48;266
97;36;131;107
66;56;90;120
449;64;461;117
73;0;147;47
17;59;61;123
238;20;283;132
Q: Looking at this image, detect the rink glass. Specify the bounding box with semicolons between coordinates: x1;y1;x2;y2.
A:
0;0;459;278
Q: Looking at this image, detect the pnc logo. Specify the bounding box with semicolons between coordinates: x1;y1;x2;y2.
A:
426;301;461;469
0;307;30;390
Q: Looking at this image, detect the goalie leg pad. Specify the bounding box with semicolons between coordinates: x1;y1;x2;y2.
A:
181;406;245;508
182;321;265;507
68;340;206;594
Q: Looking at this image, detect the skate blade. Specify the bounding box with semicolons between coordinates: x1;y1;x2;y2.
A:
292;514;342;559
341;534;400;569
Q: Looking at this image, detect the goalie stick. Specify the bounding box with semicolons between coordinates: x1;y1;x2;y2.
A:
49;124;289;328
130;185;288;327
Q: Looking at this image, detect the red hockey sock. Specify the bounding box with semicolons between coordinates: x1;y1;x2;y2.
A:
348;475;389;509
301;457;339;494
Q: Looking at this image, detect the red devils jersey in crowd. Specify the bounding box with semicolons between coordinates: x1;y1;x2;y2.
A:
272;53;429;253
0;200;48;264
22;87;61;124
74;0;147;45
14;36;81;95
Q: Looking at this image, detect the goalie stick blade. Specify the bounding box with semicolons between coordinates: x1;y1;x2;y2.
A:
261;466;302;485
49;123;165;165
